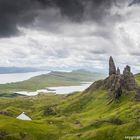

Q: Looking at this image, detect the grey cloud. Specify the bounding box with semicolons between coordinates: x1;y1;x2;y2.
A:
129;0;140;6
26;38;71;59
130;52;140;56
0;0;122;37
1;0;140;73
0;0;43;37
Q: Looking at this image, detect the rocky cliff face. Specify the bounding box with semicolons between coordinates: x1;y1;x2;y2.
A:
122;65;136;91
85;56;138;100
117;67;120;75
106;57;137;99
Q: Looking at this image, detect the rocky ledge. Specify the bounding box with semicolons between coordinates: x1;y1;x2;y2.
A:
85;56;139;100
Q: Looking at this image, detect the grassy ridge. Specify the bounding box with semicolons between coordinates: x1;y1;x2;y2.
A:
0;70;105;94
135;73;140;86
0;74;140;139
0;89;140;139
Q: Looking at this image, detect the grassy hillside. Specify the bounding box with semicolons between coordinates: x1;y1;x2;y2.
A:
0;88;140;139
0;70;105;94
135;73;140;86
0;73;139;139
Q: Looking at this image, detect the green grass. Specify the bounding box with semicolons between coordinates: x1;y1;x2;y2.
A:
0;74;140;139
135;73;140;86
0;88;140;140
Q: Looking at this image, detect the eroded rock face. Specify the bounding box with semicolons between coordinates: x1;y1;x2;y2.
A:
121;65;136;90
85;56;137;100
109;56;116;76
117;67;120;75
103;74;122;99
104;74;121;90
108;58;137;99
106;63;136;99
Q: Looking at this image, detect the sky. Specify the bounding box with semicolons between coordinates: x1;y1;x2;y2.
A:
0;0;140;73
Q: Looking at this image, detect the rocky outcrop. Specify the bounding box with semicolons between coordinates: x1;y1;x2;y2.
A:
84;80;104;93
103;74;122;99
117;67;120;75
85;56;138;100
109;56;116;76
106;58;137;99
121;65;136;90
0;111;10;116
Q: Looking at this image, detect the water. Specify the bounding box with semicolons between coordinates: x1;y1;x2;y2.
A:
0;71;93;95
15;82;92;96
0;71;50;84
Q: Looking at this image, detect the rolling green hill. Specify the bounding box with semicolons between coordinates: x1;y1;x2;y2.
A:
135;73;140;86
0;70;105;94
0;74;140;140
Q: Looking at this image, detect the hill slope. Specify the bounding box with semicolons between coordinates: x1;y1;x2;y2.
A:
0;69;140;140
135;73;140;86
0;58;140;140
0;88;140;140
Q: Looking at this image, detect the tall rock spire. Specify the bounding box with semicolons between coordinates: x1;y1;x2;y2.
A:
109;56;116;76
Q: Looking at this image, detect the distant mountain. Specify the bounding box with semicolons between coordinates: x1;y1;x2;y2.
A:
0;70;106;93
0;67;47;74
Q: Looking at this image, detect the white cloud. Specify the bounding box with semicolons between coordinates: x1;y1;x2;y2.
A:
0;1;140;73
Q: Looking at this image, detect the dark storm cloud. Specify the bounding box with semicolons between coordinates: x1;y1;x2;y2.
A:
0;0;41;37
129;0;140;6
0;0;117;37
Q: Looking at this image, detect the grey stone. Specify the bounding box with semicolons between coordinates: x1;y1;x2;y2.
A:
121;65;136;90
117;67;121;75
84;56;138;100
109;56;116;76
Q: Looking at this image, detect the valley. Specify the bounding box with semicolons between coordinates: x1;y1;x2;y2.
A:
0;57;140;140
0;70;105;96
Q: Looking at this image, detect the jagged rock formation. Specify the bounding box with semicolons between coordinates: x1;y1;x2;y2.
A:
121;65;136;90
109;56;116;76
106;57;137;99
117;67;120;75
85;56;137;100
